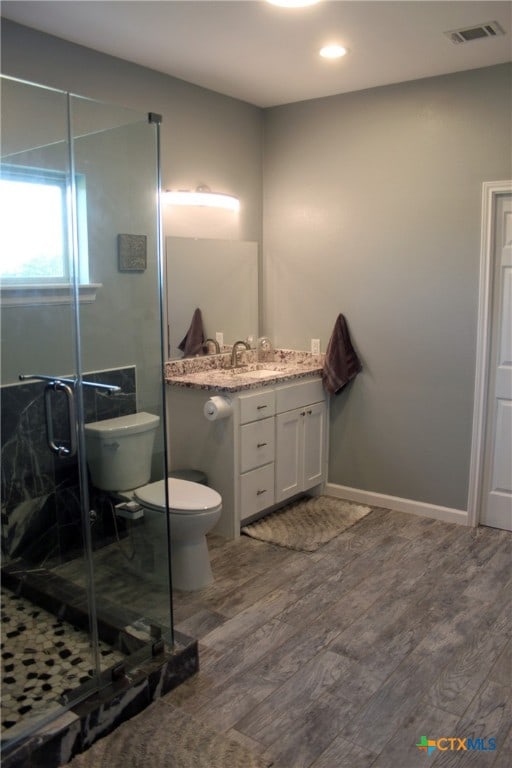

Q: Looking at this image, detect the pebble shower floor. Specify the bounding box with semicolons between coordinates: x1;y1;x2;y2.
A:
1;587;126;735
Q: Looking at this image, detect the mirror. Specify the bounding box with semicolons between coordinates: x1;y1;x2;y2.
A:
166;236;258;359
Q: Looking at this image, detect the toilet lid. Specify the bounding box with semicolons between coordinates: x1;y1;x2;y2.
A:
134;478;222;515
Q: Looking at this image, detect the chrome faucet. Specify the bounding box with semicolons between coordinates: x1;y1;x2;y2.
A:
231;340;250;367
203;337;220;354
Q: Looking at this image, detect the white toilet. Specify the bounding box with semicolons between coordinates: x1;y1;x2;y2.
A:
84;412;222;591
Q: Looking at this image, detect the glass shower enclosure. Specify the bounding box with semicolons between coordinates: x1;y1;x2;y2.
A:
1;76;174;749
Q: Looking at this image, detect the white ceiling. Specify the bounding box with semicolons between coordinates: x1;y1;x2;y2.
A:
2;1;511;107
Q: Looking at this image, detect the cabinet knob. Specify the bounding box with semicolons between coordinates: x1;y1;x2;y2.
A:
257;442;268;448
257;404;268;410
301;411;306;416
307;409;313;415
256;489;267;495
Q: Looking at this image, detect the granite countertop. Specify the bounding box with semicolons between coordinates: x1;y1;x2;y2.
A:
165;349;324;393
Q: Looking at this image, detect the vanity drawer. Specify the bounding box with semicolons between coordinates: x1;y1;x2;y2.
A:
240;417;275;473
239;389;275;424
275;378;324;414
240;463;275;523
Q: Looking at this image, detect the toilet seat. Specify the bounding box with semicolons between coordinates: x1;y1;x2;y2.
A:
134;478;222;515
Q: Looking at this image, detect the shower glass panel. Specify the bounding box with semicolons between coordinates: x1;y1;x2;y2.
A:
63;92;174;634
1;76;172;747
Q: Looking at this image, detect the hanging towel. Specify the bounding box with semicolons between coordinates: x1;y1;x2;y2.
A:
322;314;362;394
178;308;205;357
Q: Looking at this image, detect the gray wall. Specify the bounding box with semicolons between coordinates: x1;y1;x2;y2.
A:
1;21;263;247
263;64;512;510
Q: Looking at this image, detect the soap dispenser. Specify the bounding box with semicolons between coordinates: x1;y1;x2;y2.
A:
257;336;274;363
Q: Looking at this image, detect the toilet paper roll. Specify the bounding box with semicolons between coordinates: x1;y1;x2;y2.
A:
203;396;232;421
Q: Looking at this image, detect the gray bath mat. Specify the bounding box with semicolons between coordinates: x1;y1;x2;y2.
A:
241;495;371;552
67;698;272;767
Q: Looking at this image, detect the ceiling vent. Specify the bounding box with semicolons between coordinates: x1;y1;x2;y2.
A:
445;21;505;44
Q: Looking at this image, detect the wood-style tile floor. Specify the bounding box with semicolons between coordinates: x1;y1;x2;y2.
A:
168;507;512;768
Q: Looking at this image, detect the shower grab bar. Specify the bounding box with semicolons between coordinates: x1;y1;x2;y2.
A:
19;374;121;394
44;380;77;457
19;373;121;458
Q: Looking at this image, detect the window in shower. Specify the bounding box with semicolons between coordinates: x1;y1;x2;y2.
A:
0;165;92;300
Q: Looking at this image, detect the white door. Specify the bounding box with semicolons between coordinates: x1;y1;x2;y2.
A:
480;192;512;530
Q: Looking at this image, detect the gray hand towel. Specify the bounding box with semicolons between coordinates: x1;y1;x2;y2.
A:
322;314;362;394
178;308;205;357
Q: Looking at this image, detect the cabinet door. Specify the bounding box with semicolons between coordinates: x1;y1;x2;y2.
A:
275;407;302;502
303;401;326;490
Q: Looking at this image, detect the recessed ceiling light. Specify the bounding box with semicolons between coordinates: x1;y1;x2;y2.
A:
319;44;348;59
267;0;321;7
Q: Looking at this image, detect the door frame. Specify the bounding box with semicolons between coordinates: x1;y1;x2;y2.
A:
468;180;512;526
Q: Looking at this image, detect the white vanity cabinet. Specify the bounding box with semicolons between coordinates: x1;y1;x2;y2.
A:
275;379;327;503
166;375;328;539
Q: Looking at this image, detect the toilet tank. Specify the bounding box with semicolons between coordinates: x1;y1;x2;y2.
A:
84;412;160;492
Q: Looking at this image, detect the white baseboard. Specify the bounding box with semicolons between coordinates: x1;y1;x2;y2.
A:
325;483;468;526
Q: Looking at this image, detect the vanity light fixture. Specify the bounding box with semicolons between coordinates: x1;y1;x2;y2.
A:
319;44;348;59
163;185;240;212
266;0;321;7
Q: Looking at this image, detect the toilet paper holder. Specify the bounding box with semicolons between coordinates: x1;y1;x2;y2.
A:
203;396;232;421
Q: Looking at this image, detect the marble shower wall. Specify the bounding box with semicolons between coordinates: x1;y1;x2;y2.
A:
1;367;136;564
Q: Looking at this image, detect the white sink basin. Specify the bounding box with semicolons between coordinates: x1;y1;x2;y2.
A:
240;369;278;378
219;366;279;378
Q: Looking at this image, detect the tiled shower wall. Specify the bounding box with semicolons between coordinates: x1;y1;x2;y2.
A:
1;367;136;564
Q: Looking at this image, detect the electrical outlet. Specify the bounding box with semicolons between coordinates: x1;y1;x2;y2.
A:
311;338;320;355
215;332;224;348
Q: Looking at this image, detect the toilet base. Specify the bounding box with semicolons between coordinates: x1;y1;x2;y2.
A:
170;536;213;591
